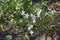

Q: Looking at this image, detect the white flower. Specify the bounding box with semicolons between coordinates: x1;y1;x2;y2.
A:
51;10;56;14
48;7;56;15
48;8;52;11
29;30;34;35
32;19;36;23
28;27;31;31
28;24;33;30
37;8;42;17
30;13;34;17
24;13;29;19
21;10;25;15
31;15;36;23
29;24;33;28
45;12;48;16
31;15;36;19
29;13;36;23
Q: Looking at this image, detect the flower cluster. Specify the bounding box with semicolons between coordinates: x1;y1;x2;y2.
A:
27;24;34;35
20;8;42;23
45;7;56;16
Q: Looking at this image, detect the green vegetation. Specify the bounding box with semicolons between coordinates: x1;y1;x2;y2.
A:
0;0;60;40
